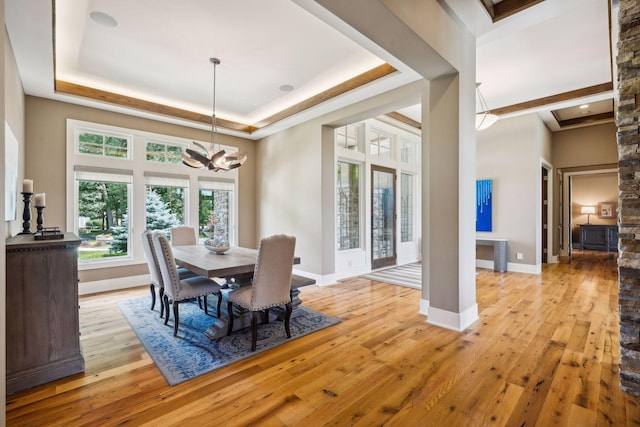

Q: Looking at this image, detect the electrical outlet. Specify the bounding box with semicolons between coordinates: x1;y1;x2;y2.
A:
516;252;523;260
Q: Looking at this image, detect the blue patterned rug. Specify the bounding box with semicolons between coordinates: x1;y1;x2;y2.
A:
118;297;340;386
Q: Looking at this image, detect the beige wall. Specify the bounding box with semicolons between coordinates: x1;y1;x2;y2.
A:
551;122;617;255
25;96;256;282
476;113;546;268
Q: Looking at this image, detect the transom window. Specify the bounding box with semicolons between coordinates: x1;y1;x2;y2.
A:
77;129;130;159
335;124;362;152
146;140;186;164
369;129;392;159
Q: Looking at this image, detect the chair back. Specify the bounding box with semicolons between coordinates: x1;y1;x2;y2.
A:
171;226;197;246
251;234;296;309
152;231;182;299
141;230;163;288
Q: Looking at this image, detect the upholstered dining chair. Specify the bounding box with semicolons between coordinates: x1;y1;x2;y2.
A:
226;234;296;351
140;230;198;318
152;231;223;336
170;226;197;246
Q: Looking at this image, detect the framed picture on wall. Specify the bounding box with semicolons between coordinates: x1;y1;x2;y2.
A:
598;202;615;219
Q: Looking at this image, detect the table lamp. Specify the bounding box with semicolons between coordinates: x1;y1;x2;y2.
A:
581;206;596;224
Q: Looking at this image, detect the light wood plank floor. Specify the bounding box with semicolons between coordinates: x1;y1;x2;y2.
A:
7;251;640;426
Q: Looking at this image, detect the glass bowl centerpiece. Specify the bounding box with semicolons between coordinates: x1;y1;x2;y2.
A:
202;214;230;254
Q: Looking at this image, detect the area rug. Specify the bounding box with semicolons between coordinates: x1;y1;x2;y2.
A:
361;262;422;289
117;297;340;386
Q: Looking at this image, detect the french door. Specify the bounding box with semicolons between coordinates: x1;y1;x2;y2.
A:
371;165;396;269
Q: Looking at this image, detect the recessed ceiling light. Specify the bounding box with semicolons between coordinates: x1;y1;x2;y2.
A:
89;11;118;28
579;104;589;109
279;84;294;92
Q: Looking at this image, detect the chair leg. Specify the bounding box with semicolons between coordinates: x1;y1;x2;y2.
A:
203;295;209;315
173;301;180;337
216;292;222;318
284;302;292;339
164;295;170;326
226;301;234;335
198;296;203;309
251;311;259;352
159;287;165;319
150;283;156;310
264;308;270;324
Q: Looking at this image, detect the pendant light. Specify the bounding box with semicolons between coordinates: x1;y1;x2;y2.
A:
182;58;247;171
475;82;499;131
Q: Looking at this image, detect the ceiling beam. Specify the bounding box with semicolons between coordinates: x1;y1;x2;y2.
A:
480;0;545;22
491;82;614;116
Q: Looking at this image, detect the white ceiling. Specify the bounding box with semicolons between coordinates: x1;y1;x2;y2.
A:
5;0;616;138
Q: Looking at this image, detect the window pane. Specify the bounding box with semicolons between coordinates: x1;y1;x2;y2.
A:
199;188;232;246
78;131;129;158
335;124;360;151
336;161;360;250
77;180;130;262
401;139;417;164
146;141;186;164
145;186;185;232
401;173;413;242
369;130;392;160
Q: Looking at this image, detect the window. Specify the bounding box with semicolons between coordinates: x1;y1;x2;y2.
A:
77;129;130;158
401;138;417;164
145;176;188;234
67;119;240;269
401;173;413;242
336;161;360;250
199;180;235;245
146;140;185;164
369;129;392;159
75;170;132;263
335;124;361;152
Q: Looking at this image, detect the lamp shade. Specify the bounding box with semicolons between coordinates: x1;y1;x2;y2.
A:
581;206;596;214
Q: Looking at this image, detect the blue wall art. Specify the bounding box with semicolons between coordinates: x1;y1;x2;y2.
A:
476;179;492;232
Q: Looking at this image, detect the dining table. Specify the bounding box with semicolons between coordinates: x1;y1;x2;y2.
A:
171;244;311;340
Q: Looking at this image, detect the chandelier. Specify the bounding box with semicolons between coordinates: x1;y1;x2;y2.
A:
475;82;499;131
182;58;247;171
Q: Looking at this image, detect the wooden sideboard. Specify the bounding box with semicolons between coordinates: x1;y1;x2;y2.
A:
6;233;84;394
579;224;618;251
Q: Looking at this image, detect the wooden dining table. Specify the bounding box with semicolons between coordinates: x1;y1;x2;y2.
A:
171;244;309;340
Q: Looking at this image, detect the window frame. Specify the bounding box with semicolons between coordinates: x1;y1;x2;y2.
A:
66;119;239;271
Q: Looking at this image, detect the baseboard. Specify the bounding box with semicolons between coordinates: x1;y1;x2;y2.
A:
419;299;429;316
475;259;541;274
426;304;479;332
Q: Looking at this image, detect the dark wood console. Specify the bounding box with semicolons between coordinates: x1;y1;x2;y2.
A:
580;224;618;251
6;233;84;394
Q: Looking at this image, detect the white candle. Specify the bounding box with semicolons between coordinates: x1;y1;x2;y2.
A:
22;179;33;193
34;193;45;207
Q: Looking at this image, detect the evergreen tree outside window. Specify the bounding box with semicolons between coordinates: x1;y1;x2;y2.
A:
76;170;131;262
336;161;360;250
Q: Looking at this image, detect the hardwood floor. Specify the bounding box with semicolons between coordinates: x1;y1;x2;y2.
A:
7;251;640;426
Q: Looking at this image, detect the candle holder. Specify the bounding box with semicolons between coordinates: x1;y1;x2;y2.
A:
35;206;45;232
18;192;33;235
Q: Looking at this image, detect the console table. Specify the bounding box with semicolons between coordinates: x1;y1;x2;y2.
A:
6;233;84;394
580;224;618;251
476;238;508;272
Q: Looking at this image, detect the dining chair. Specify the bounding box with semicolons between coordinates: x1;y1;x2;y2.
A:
152;231;223;336
140;230;198;318
170;225;210;309
226;234;296;351
170;226;197;246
